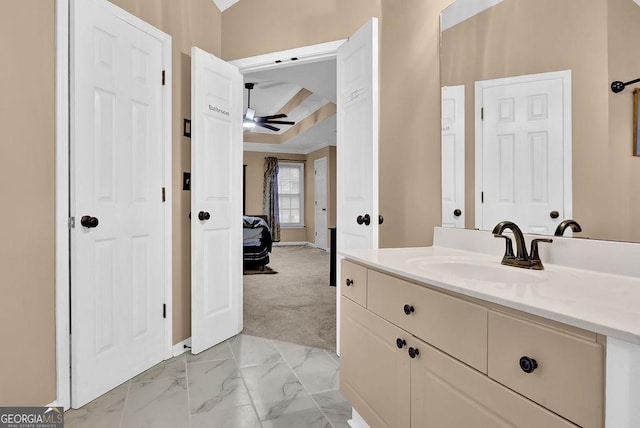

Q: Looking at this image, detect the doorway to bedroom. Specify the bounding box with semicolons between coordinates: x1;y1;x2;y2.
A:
238;56;338;351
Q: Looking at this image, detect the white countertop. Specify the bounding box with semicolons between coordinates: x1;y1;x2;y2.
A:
341;246;640;345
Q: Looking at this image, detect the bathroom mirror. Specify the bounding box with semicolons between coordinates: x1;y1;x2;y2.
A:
440;0;640;242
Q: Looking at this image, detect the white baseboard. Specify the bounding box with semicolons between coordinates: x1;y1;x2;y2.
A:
273;241;310;247
172;337;192;357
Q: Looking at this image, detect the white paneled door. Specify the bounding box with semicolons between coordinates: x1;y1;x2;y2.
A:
191;47;243;355
477;71;571;235
70;0;170;408
314;157;328;250
336;18;379;354
441;85;465;229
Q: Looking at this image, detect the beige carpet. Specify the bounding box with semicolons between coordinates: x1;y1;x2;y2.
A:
242;245;336;351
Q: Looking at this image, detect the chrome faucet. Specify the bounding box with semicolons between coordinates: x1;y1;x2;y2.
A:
492;221;552;270
554;219;582;237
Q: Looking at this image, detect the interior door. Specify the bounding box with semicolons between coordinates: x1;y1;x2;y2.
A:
314;157;328;250
336;17;379;353
441;85;465;228
70;0;168;408
191;47;243;355
479;74;567;234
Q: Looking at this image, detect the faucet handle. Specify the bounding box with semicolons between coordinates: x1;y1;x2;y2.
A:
530;238;553;261
494;234;515;259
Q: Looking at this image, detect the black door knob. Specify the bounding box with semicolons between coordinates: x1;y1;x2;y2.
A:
362;214;371;226
356;215;364;225
550;211;560;219
81;215;99;228
519;356;538;373
453;209;462;217
345;278;353;286
403;304;415;315
396;338;406;349
198;211;210;221
378;215;384;225
408;347;420;359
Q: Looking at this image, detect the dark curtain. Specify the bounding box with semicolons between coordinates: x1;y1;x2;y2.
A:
263;157;281;242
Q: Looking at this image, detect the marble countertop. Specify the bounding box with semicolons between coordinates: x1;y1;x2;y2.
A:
341;246;640;345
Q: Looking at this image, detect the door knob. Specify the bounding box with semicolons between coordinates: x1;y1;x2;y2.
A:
356;214;371;226
356;215;364;225
80;215;99;228
378;215;384;225
453;209;462;217
550;211;560;219
198;211;211;221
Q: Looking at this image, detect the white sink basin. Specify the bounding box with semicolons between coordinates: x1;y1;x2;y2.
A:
407;258;546;284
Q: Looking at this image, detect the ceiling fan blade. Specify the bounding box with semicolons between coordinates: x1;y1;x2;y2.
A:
259;114;287;120
259;123;280;132
263;120;295;125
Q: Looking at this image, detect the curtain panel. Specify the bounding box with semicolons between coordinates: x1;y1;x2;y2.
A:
263;157;281;242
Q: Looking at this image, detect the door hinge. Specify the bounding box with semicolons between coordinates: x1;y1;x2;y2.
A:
162;70;166;86
481;107;484;120
162;187;166;202
163;304;167;319
481;191;484;203
68;217;75;229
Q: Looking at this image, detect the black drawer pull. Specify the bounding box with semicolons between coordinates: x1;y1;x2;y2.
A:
403;304;415;315
408;347;420;359
396;338;406;349
519;356;538;374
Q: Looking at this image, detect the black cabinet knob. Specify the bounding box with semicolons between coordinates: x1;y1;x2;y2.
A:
81;215;99;228
453;209;462;217
408;347;420;359
198;211;211;221
396;338;406;349
519;356;538;374
345;278;353;286
550;211;560;219
403;304;415;315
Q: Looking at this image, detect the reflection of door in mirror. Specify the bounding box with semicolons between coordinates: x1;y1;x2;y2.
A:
475;71;572;235
441;85;465;228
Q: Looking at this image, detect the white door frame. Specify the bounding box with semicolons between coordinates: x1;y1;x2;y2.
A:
54;0;173;409
474;70;572;230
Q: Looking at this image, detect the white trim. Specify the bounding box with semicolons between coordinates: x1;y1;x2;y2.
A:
440;0;505;32
243;141;334;155
272;241;310;247
474;70;572;231
211;0;240;12
230;40;345;74
57;0;173;409
172;337;192;357
54;0;70;411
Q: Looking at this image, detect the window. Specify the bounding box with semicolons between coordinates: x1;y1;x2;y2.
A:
277;162;304;227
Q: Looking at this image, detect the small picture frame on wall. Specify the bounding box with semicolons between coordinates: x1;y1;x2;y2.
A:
634;88;639;156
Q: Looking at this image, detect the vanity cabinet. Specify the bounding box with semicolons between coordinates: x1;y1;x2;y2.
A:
340;260;605;428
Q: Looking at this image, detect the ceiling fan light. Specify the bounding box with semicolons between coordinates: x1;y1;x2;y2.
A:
245;107;256;121
243;121;255;128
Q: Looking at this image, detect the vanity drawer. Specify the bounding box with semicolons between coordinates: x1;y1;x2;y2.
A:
488;311;604;428
367;269;488;372
341;260;367;307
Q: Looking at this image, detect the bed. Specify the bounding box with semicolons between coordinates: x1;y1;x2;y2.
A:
243;215;272;269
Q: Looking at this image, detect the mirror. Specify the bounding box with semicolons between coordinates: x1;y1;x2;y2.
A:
440;0;640;242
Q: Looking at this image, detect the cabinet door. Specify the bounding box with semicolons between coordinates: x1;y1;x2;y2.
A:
340;296;410;428
410;337;577;428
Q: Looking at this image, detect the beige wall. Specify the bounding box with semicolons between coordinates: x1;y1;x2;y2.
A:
607;0;640;242
0;0;56;406
110;0;222;343
378;0;452;247
440;0;634;242
221;0;382;61
243;149;337;244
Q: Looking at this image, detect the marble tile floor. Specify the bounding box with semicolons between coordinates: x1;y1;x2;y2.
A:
65;334;351;428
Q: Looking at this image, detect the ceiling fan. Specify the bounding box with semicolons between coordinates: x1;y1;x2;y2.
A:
243;82;295;132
